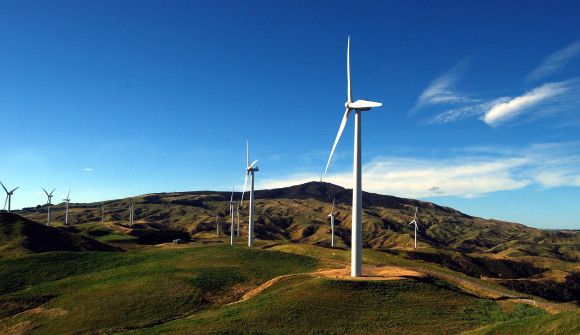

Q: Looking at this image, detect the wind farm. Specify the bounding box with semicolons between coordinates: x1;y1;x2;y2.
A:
2;2;580;334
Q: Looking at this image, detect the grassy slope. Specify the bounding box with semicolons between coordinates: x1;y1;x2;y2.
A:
14;182;580;304
465;311;580;335
0;245;318;334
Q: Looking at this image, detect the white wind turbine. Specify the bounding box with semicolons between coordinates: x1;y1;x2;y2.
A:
63;190;71;225
241;141;259;247
328;198;336;248
1;181;19;213
43;188;55;226
409;207;419;249
216;214;220;235
129;202;134;226
236;203;240;236
325;36;382;277
229;187;236;245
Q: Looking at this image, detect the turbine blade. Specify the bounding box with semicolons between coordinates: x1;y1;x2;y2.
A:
43;188;48;196
3;196;7;210
0;181;8;193
414;207;418;219
67;189;70;199
349;100;382;109
331;198;335;214
325;108;352;174
249;160;258;169
50;188;55;196
347;36;352;103
241;171;249;205
12;187;19;193
246;140;250;168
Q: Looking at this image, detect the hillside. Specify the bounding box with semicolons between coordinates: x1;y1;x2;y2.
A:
14;182;580;304
0;213;121;258
2;244;574;334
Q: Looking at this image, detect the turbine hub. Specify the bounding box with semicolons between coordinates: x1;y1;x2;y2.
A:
344;101;349;108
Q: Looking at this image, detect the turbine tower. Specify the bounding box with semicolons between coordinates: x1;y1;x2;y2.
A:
101;204;104;223
64;190;71;225
325;36;382;277
129;202;134;226
409;207;419;249
216;214;220;235
328;198;336;248
241;141;259;247
1;181;19;213
236;203;240;236
43;188;55;226
229;188;236;245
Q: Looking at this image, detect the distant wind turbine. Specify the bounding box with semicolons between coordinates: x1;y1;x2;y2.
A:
324;36;382;277
43;188;55;226
236;203;240;236
241;141;259;247
64;190;71;225
409;207;419;249
216;214;220;235
129;202;134;226
1;181;19;213
328;198;336;248
229;187;236;245
101;204;104;223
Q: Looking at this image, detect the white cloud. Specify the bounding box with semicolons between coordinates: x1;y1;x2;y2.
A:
429;97;509;124
411;59;476;113
482;82;569;126
83;168;94;171
260;142;580;199
527;40;580;82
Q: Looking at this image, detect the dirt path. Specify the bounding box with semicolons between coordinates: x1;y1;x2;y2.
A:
226;262;578;312
227;264;423;306
403;266;579;313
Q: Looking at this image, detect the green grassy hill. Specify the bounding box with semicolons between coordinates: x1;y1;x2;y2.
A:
13;182;580;305
0;213;120;258
1;242;575;334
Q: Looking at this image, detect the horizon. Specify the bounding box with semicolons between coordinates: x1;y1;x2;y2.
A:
1;1;580;230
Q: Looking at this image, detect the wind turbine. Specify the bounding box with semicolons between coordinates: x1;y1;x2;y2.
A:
64;190;71;225
216;214;220;235
324;36;382;277
229;187;236;245
101;204;104;223
241;141;259;247
129;202;134;226
236;203;240;236
409;207;419;249
1;181;19;213
328;198;336;248
43;188;55;226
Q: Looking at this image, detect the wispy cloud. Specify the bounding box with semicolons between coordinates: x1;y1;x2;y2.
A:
428;79;579;126
482;82;569;126
526;40;580;82
83;168;94;171
411;58;476;114
260;142;580;199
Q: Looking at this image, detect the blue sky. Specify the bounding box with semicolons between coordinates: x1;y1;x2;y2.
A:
1;1;579;229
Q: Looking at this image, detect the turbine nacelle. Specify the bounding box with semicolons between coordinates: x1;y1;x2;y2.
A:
345;100;382;110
